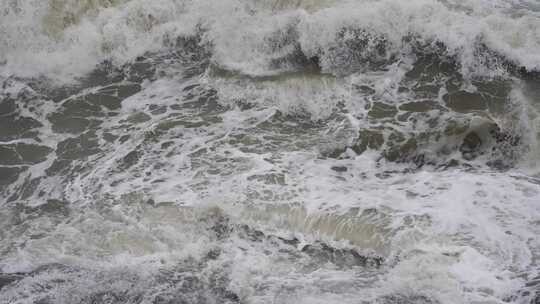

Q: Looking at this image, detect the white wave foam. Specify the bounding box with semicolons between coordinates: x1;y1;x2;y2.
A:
1;0;539;80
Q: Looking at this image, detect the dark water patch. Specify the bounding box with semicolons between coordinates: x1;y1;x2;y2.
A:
0;274;24;290
122;112;152;124
0;98;17;115
0;145;19;165
49;115;101;134
103;132;119;143
30;199;70;218
118;149;142;171
243;110;329;155
401;45;512;114
55;131;101;161
443;80;511;114
0;113;42;142
119;134;131;143
155;117;216;132
373;294;438;304
91;83;141;110
55;96;104;116
523;78;540;103
45;159;72;177
331;166;348;173
350;129;385;155
383;138;419;163
443;119;470;136
0;167;24;187
0;144;52;165
399;100;440;113
257;110;323;134
443;90;488;112
148;104;168;115
368;102;398;120
48;82;140;134
226;133;266;154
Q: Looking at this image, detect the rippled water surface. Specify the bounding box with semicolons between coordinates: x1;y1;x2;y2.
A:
0;0;540;303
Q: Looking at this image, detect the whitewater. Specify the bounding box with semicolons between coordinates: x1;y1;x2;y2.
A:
0;0;539;303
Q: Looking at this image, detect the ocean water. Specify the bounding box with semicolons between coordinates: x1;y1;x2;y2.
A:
0;0;539;303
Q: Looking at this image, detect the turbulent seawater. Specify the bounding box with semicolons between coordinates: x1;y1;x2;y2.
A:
0;0;540;303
